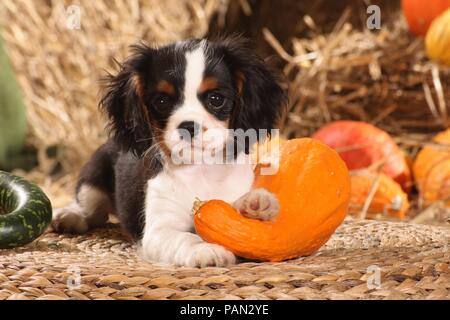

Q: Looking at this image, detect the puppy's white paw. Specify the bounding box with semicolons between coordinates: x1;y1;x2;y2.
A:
234;188;279;221
51;205;89;234
184;243;236;268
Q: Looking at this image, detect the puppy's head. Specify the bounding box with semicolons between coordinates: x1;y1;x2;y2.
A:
100;37;286;162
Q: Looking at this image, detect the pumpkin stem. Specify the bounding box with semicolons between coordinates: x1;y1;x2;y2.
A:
191;198;207;216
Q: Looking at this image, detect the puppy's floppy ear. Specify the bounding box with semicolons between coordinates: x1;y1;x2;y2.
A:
219;36;287;137
99;44;154;157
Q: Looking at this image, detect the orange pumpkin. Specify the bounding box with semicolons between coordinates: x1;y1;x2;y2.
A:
312;121;411;191
402;0;450;35
193;138;350;262
349;172;410;219
413;129;450;205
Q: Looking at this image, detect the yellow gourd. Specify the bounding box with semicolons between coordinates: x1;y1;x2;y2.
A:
425;8;450;66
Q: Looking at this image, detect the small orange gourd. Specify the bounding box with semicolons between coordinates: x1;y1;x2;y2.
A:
413;129;450;205
193;138;350;262
349;172;410;219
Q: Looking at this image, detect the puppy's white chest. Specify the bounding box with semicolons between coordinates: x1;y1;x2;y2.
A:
175;162;254;202
145;156;254;220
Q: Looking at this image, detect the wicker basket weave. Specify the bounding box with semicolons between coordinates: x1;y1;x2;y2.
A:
1;218;449;300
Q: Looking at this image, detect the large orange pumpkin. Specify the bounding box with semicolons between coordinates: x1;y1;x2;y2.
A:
193;138;350;262
413;129;450;205
349;172;410;219
312;121;411;191
402;0;450;35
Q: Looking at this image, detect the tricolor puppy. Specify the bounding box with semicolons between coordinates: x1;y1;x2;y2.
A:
52;37;287;267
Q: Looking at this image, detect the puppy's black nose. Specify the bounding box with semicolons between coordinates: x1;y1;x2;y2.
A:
177;121;200;139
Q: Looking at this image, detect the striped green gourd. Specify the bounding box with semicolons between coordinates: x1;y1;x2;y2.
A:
0;171;52;249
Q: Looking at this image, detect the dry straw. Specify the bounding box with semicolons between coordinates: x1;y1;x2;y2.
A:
263;13;450;139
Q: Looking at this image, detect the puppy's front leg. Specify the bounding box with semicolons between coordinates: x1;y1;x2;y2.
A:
141;226;235;267
233;188;279;221
141;182;235;267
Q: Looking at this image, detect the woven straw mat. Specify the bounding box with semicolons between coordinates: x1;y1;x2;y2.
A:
1;218;449;300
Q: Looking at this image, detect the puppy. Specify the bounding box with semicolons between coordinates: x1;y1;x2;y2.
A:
52;37;287;267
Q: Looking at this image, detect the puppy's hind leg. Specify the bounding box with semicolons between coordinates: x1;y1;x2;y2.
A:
52;142;117;234
52;185;112;234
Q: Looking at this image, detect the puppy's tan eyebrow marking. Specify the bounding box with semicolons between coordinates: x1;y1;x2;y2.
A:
132;74;145;98
199;76;218;93
156;80;175;95
235;71;245;95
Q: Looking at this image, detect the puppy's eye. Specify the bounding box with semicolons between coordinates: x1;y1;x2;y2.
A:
152;94;173;110
207;92;226;109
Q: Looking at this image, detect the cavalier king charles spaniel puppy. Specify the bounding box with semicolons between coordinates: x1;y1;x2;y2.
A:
52;37;287;267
